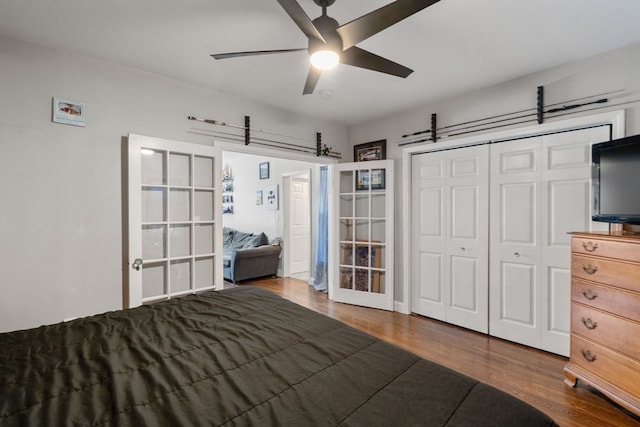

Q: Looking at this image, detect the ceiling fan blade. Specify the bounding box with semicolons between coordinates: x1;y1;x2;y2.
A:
341;46;413;78
336;0;441;50
303;66;323;95
211;48;306;60
276;0;325;43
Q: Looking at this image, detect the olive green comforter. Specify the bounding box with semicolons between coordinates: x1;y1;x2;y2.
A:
0;286;558;426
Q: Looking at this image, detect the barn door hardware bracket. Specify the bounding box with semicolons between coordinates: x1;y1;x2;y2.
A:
431;113;438;141
244;115;251;145
537;86;544;124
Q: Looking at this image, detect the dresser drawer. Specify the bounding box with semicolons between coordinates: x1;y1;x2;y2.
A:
572;254;640;293
572;280;640;323
572;236;640;262
571;335;640;398
571;303;640;359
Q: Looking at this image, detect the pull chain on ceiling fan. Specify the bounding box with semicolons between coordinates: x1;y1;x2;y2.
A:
211;0;441;94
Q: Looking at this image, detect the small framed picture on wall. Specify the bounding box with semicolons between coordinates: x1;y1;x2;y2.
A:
259;162;270;179
265;185;278;210
52;97;85;127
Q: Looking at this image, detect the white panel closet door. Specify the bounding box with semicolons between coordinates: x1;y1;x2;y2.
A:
489;127;610;355
412;145;489;333
411;151;447;321
540;127;610;355
489;138;543;347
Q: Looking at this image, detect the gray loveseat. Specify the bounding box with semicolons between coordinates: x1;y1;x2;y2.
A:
223;227;281;283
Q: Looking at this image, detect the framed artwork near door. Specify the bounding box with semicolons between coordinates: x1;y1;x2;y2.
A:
354;140;386;190
353;139;386;162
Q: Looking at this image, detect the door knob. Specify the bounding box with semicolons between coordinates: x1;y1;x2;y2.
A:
132;258;143;271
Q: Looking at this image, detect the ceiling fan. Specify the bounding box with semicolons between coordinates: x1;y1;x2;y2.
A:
211;0;441;95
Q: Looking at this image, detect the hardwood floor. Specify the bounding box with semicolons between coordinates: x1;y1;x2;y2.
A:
239;277;640;427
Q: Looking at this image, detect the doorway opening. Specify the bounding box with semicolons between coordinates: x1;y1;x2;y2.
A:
220;150;323;284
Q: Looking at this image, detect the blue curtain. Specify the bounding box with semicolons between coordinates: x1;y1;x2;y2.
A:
311;166;328;291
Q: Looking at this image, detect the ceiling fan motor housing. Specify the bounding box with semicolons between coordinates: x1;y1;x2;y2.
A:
313;0;336;7
309;15;342;54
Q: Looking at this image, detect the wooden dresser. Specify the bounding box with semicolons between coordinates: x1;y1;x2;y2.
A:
565;232;640;416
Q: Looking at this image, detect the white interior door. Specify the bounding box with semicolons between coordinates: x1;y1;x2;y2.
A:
127;134;222;308
411;145;489;333
332;160;394;311
289;173;310;277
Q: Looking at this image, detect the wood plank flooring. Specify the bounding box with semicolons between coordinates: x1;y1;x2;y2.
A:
239;277;640;427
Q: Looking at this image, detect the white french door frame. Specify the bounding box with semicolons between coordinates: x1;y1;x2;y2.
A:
126;134;223;308
400;110;625;315
330;159;395;311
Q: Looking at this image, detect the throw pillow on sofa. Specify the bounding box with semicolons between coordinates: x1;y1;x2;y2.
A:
223;227;235;246
229;230;254;249
243;232;268;248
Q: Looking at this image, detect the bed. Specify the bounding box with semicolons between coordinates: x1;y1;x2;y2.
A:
0;286;558;426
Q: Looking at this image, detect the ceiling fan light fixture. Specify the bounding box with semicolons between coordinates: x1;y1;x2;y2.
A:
310;49;340;70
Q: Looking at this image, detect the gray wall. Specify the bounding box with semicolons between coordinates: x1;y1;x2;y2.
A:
0;35;347;332
348;42;640;305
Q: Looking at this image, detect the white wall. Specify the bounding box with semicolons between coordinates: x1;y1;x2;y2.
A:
221;151;314;239
348;42;640;305
2;33;638;331
0;35;348;332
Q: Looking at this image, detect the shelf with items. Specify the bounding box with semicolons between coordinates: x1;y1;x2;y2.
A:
339;241;385;294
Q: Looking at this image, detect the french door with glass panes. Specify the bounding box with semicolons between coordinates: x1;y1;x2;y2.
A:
127;134;222;308
333;160;394;310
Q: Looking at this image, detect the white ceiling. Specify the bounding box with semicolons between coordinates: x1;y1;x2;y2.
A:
1;0;639;126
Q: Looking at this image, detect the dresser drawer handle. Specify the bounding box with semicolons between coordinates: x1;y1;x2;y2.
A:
581;349;597;363
581;317;598;330
582;289;597;300
582;264;598;275
581;241;598;252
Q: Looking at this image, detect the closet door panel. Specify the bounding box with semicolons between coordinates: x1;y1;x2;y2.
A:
540;126;611;355
489;138;542;347
450;255;478;311
418;252;444;305
412;146;488;333
412;153;447;319
446;147;489;332
499;261;536;325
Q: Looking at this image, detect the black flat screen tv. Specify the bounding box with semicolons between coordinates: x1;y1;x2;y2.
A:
592;133;640;224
